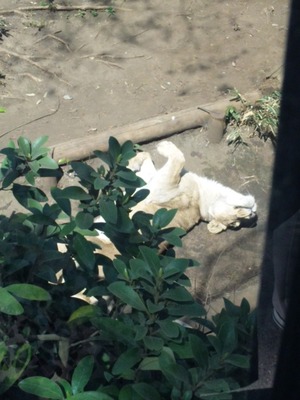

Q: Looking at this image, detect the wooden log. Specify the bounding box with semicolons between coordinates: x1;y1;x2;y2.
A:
51;91;261;164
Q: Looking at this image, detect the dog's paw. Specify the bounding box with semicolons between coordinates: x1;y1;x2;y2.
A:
207;220;227;234
157;141;184;160
128;151;151;172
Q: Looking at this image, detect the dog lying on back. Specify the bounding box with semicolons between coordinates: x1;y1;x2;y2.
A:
64;140;257;303
127;141;257;234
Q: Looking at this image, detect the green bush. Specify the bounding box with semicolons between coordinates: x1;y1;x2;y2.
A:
0;136;256;399
225;89;280;146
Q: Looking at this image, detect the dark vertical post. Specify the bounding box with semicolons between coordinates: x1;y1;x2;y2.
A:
270;0;300;398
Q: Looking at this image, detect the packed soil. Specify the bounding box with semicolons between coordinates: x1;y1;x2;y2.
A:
0;0;290;387
0;0;289;306
0;0;288;147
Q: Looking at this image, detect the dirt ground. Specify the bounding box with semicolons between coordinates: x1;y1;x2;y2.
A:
0;0;288;146
0;0;289;300
0;0;289;304
0;0;291;388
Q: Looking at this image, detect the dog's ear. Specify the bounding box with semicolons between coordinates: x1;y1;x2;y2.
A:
207;220;227;234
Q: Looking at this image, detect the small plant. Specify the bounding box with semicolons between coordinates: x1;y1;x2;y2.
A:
0;136;59;187
106;7;116;17
225;129;249;149
75;10;86;18
90;10;99;18
244;91;280;142
225;89;281;145
0;136;256;399
39;0;56;10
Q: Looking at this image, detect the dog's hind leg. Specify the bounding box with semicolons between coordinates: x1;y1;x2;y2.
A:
133;141;186;206
155;141;185;187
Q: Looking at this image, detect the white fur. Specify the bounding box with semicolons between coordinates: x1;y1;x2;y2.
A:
57;141;257;303
128;141;257;234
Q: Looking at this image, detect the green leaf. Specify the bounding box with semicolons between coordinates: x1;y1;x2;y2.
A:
108;136;121;162
169;341;193;359
189;334;209;369
73;233;96;270
0;287;24;315
138;357;160;371
159;347;190;386
132;383;161;400
121;140;135;162
51;190;72;216
223;298;241;317
68;392;114;400
27;213;56;226
162;287;194;302
196;379;231;399
92;317;135;344
1;169;19;188
0;343;31;395
99;198;117;224
146;299;164;313
38;155;59;170
163;258;190;279
28;159;40;173
6;284;51;301
240;298;251;316
31;135;49;159
71;162;95;183
118;385;135;400
129;258;152;282
108;281;147;312
132;188;149;204
1;139;15;153
93;150;111;168
218;320;237;355
139;246;160;276
143;336;164;351
71;355;94;395
134;325;148;341
13;184;48;209
0;107;6;113
62;186;92;200
25;170;37;185
153;208;177;228
113;258;128;278
207;335;222;355
112;348;141;376
18;377;64;399
94;177;109;190
224;354;250;369
60;220;76;236
17;136;31;158
0;341;7;363
161;227;185;247
117;169;138;182
158;320;180;338
68;305;102;323
75;212;94;229
56;379;73;398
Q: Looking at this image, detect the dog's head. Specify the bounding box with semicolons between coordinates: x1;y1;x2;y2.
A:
207;196;257;234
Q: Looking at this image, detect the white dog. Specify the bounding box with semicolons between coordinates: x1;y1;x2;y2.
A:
128;141;257;234
62;140;257;303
